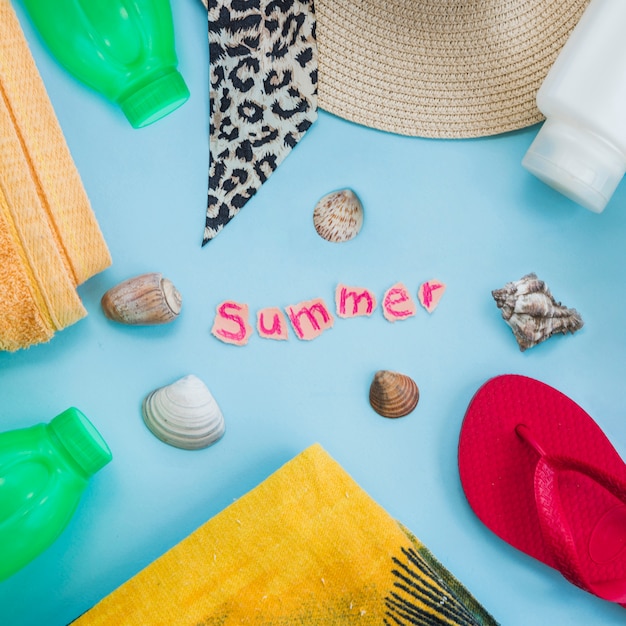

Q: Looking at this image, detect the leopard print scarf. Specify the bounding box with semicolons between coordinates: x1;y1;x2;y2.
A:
205;0;318;244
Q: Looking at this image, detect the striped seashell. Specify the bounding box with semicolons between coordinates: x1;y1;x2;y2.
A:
142;374;225;450
369;370;419;418
313;189;363;242
101;272;182;325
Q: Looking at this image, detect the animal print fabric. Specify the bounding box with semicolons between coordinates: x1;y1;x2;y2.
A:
205;0;318;245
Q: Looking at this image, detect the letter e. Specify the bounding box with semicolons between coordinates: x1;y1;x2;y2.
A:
382;283;417;322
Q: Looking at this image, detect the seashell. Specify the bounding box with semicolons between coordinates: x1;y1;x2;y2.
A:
101;272;182;325
369;370;419;418
492;272;584;351
313;189;363;242
142;374;225;450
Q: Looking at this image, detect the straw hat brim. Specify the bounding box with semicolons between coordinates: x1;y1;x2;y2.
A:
315;0;590;138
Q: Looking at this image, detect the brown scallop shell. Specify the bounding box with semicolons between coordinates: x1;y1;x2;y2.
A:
369;370;419;418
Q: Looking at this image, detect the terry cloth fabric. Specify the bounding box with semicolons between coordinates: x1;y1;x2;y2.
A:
204;0;317;244
0;1;111;351
73;444;498;625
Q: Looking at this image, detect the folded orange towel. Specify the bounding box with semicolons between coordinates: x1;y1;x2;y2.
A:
74;444;498;625
0;1;111;351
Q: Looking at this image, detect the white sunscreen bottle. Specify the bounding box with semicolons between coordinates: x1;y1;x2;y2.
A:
522;0;626;212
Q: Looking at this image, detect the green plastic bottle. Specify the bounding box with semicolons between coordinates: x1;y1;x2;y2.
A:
0;408;112;581
18;0;190;128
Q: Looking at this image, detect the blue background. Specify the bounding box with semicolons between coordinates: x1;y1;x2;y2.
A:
2;1;626;624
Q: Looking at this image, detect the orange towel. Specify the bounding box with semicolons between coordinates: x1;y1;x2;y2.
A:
0;1;111;351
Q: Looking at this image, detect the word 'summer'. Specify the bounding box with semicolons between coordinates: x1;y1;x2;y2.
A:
211;281;445;346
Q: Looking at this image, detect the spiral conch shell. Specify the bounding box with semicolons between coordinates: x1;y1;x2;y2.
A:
492;273;584;351
101;272;182;325
142;374;225;450
313;189;363;242
369;370;420;418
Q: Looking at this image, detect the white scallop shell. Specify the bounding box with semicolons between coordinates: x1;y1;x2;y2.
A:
142;375;225;450
313;189;363;242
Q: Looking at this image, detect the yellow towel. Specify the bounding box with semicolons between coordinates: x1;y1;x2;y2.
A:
75;444;498;625
0;1;111;351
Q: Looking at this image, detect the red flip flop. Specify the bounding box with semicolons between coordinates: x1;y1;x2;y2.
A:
458;374;626;606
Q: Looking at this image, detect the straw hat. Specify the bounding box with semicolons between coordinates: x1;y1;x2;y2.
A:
315;0;590;138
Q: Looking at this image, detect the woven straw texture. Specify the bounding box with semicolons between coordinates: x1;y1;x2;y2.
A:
315;0;590;137
0;1;111;351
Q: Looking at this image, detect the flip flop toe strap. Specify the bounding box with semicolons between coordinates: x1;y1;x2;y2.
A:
516;424;626;603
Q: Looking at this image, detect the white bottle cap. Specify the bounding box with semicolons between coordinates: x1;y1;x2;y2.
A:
522;118;626;213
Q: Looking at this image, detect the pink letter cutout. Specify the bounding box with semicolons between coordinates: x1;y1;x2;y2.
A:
335;284;377;318
285;298;334;340
211;300;253;345
257;307;289;340
382;282;417;322
418;279;446;313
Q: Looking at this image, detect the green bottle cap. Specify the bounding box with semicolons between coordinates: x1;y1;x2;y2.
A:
49;408;112;477
119;68;190;129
